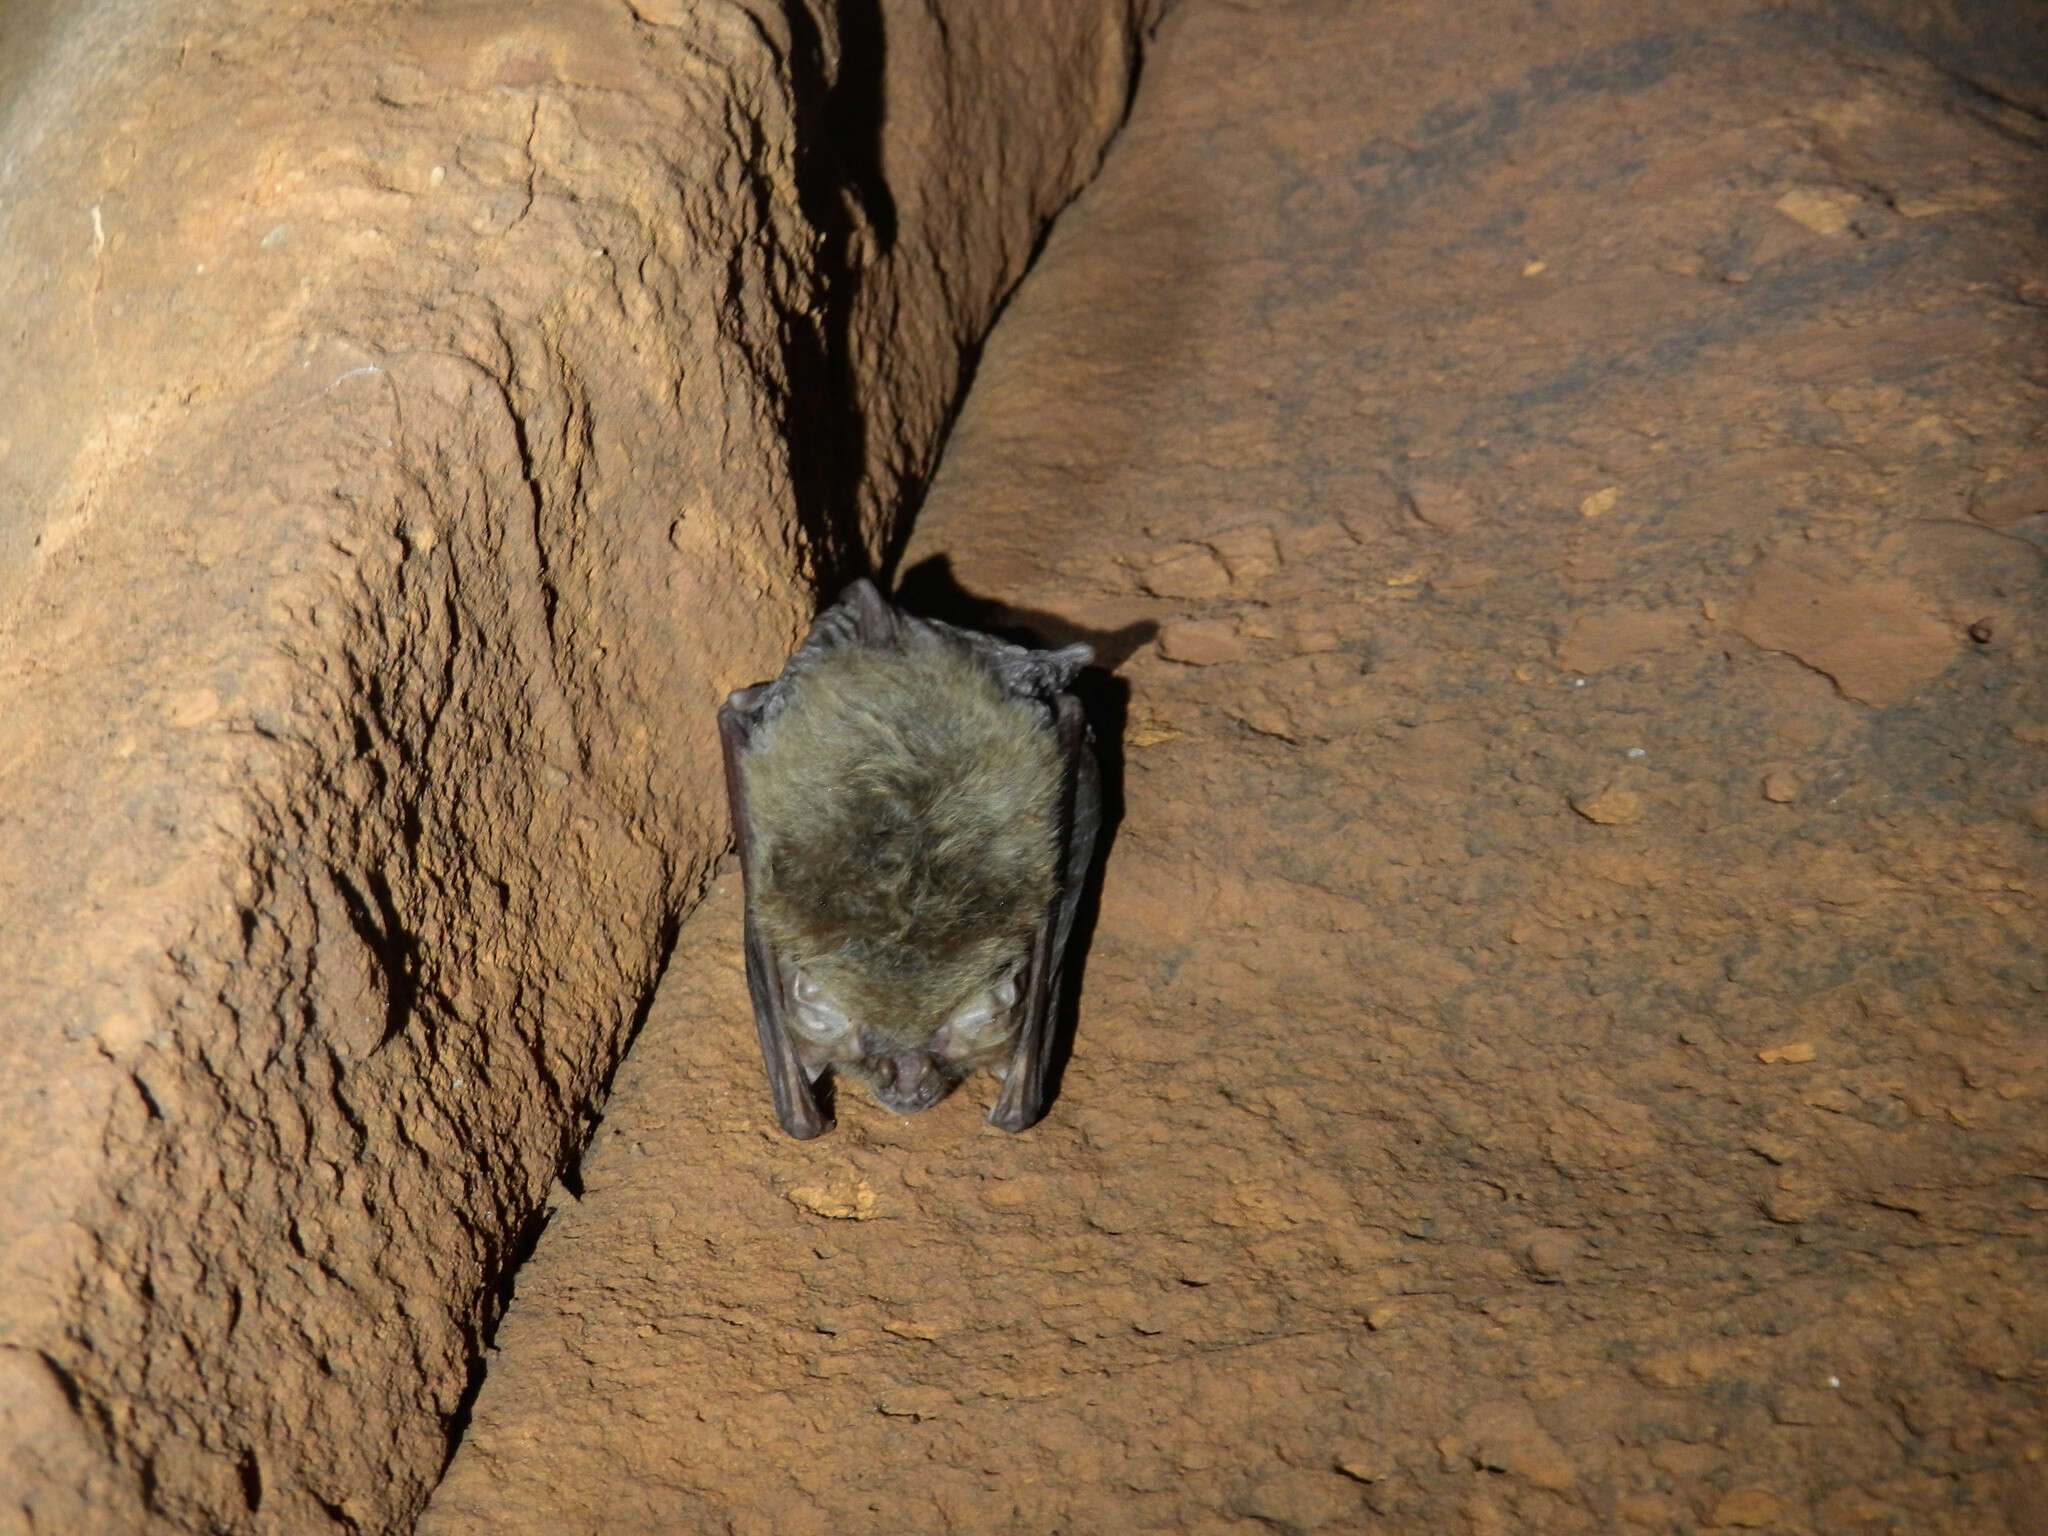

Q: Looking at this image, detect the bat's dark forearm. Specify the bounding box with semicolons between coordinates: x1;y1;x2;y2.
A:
986;915;1057;1134
723;697;831;1139
987;693;1095;1134
746;924;830;1139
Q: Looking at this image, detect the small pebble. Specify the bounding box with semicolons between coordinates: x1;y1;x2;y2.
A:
1157;620;1246;666
1708;1487;1786;1528
1761;770;1800;803
1757;1040;1817;1064
1520;1230;1581;1281
1570;787;1642;825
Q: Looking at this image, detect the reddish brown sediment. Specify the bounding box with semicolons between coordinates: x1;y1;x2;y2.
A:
425;2;2048;1531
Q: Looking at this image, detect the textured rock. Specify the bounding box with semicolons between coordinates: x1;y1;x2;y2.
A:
0;1;1157;1531
409;0;2048;1531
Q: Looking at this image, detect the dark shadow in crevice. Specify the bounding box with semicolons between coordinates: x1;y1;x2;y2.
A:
435;0;1159;1493
328;865;422;1055
869;18;1153;594
434;0;907;1384
438;1195;548;1478
780;0;897;595
439;899;681;1476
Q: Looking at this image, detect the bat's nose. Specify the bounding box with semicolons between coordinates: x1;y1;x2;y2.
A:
875;1051;944;1112
879;1052;925;1090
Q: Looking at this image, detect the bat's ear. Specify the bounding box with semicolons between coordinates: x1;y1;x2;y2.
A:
988;642;1092;699
723;683;770;719
1045;643;1093;688
844;578;908;648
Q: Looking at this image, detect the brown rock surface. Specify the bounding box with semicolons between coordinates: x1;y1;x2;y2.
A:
419;0;2048;1532
0;1;1157;1531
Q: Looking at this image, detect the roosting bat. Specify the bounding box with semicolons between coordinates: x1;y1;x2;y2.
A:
717;579;1100;1138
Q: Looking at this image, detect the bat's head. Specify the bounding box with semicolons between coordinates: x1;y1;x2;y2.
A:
743;642;1063;1116
777;954;1026;1115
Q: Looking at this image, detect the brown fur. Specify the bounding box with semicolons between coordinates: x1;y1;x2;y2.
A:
741;641;1062;1046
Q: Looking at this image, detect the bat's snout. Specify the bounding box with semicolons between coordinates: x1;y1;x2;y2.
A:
870;1050;948;1115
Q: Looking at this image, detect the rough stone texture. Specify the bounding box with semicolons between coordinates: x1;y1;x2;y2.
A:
0;1;1157;1531
417;0;2048;1532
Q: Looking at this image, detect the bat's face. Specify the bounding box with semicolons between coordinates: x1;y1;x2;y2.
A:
778;956;1025;1115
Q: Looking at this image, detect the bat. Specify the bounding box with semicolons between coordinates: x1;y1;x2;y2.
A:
717;579;1100;1138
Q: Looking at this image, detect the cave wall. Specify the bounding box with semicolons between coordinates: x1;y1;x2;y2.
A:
0;1;1160;1530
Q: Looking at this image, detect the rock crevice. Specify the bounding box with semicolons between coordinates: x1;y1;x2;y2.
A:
0;2;1159;1531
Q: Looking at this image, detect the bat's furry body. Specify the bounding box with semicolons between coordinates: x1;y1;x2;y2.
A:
719;581;1098;1137
744;643;1062;1045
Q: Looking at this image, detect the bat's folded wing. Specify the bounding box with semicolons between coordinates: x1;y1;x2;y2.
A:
718;687;832;1139
988;690;1099;1133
